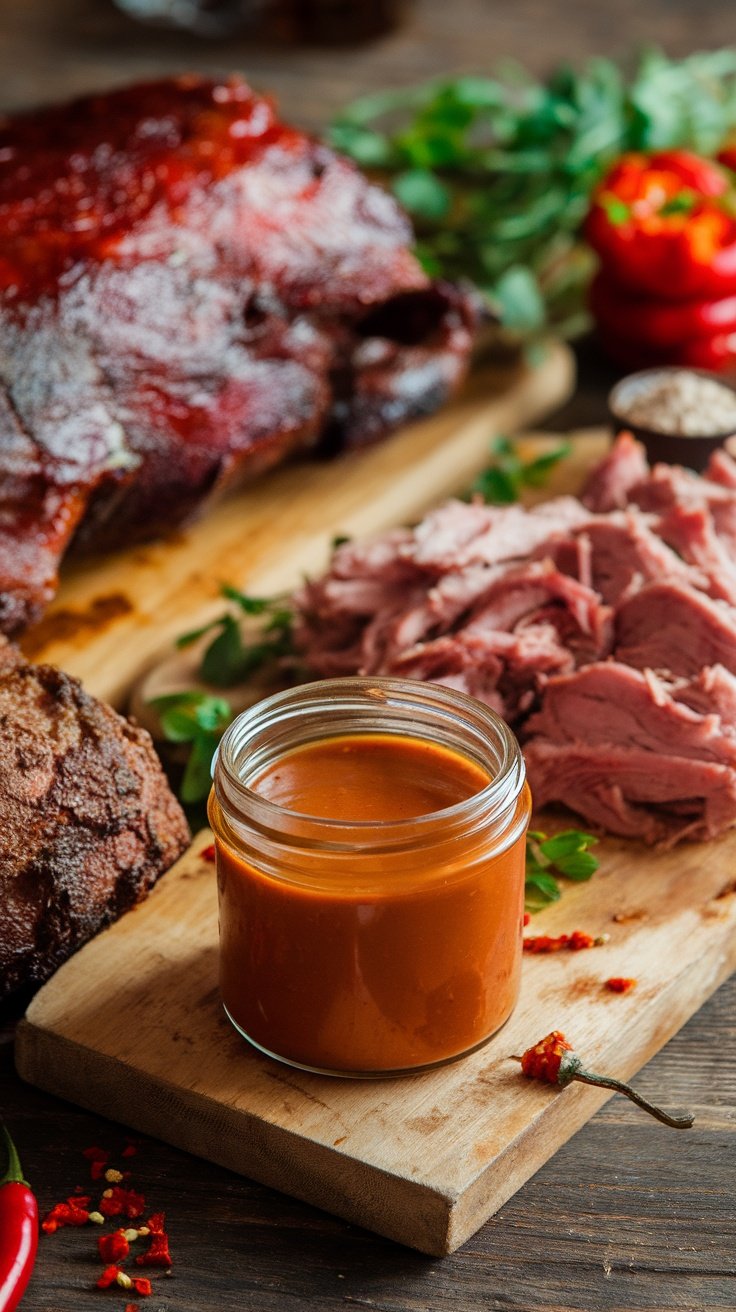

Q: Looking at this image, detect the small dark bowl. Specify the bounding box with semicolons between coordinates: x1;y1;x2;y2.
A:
608;367;736;473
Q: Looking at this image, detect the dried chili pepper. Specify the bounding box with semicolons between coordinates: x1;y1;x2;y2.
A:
131;1276;153;1297
98;1229;130;1264
523;930;607;953
124;1305;140;1312
513;1030;693;1129
144;1212;165;1236
200;844;216;863
121;1145;138;1159
605;976;637;993
0;1122;38;1312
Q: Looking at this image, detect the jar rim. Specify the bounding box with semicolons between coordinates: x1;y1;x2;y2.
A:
212;676;526;846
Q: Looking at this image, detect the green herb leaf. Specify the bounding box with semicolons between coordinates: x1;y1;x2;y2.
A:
149;691;233;805
525;828;600;909
659;189;697;216
601;196;631;225
331;48;736;343
392;169;451;220
471;437;571;504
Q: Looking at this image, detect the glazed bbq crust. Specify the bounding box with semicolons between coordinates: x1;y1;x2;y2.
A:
0;75;479;634
0;641;189;1001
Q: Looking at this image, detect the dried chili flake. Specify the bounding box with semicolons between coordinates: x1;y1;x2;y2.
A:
131;1276;153;1297
512;1030;693;1128
83;1147;109;1164
96;1264;123;1289
124;1305;140;1312
200;843;216;863
522;912;531;927
145;1212;166;1235
42;1197;91;1233
99;1186;146;1219
523;930;608;953
136;1230;172;1268
90;1160;108;1181
98;1229;130;1264
605;976;637;993
121;1144;138;1159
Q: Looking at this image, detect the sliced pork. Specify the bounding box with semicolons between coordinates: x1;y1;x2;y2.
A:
293;433;736;844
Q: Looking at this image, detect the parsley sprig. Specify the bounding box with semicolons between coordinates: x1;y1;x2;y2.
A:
525;829;600;910
150;586;295;804
331;48;736;340
471;436;571;503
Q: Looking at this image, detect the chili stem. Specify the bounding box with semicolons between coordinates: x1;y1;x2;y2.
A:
572;1070;694;1129
0;1121;27;1186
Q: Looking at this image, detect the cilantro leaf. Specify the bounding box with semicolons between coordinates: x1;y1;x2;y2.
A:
472;437;570;504
525;828;600;910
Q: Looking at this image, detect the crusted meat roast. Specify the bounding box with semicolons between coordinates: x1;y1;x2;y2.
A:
291;433;736;845
0;76;479;634
0;639;189;1001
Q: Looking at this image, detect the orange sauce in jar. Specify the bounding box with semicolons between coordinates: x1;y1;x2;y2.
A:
209;678;531;1076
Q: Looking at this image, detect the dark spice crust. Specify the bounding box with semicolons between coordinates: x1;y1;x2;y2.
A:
0;639;189;1000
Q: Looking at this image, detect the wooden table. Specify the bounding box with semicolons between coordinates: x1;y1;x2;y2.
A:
2;1;735;1307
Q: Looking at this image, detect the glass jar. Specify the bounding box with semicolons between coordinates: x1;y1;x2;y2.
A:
209;677;531;1077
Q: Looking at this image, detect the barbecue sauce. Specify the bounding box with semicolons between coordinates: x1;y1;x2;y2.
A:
213;728;530;1074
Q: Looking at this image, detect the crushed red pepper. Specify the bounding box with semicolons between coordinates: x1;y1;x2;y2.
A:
98;1229;130;1264
99;1186;146;1220
200;844;216;863
132;1276;153;1297
605;976;637;993
523;930;607;953
136;1231;172;1268
96;1264;124;1289
125;1305;140;1312
144;1212;165;1236
42;1197;91;1233
513;1030;693;1128
121;1145;138;1159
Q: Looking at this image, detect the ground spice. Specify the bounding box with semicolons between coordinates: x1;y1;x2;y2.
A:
616;369;736;435
513;1030;693;1128
605;976;637;993
523;930;608;953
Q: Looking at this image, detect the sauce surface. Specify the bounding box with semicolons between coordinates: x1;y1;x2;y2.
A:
214;731;530;1074
250;732;491;821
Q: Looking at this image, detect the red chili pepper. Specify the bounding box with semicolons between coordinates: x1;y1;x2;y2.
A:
131;1276;153;1297
200;844;216;863
605;976;637;993
587;150;736;300
513;1031;693;1128
0;1123;38;1312
145;1211;166;1235
523;930;606;953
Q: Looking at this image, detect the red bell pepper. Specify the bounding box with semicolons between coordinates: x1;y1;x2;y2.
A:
0;1123;38;1312
590;272;736;349
586;150;736;300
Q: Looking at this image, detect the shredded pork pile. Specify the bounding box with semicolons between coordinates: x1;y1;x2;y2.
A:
293;433;736;846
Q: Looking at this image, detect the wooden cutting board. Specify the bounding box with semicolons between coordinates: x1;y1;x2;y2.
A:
18;343;574;707
16;826;736;1255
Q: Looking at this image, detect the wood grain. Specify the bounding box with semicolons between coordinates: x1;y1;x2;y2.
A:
16;817;736;1256
18;345;574;707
